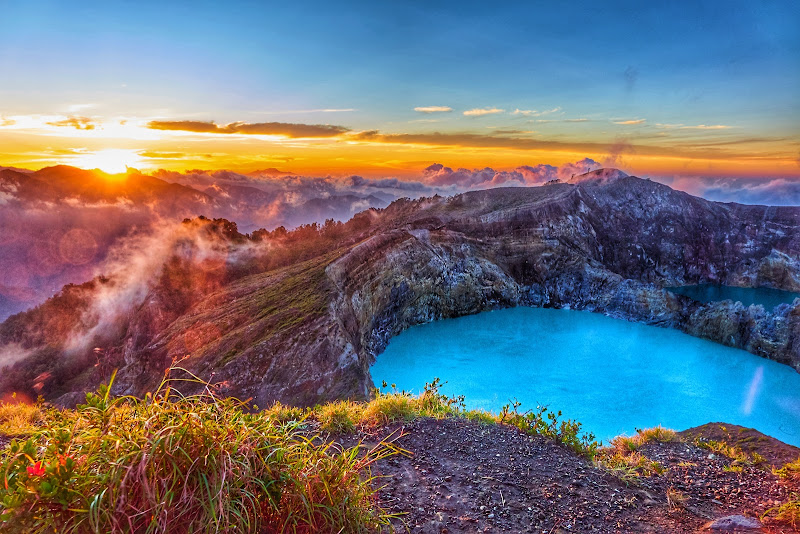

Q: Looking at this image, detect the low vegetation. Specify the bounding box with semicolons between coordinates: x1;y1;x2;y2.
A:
0;371;394;534
693;437;767;468
0;375;607;533
593;426;675;482
762;457;800;528
4;371;797;532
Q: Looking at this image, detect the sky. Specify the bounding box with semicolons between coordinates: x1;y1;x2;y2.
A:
0;0;798;179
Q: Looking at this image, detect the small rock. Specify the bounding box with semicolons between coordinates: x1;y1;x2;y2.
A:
704;514;763;532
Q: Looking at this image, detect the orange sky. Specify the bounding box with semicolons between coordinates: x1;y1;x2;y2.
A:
1;115;798;179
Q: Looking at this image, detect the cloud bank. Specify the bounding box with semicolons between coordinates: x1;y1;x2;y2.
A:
147;120;349;138
414;106;452;113
654;175;800;206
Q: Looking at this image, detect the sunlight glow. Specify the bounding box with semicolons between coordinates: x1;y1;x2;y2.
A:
67;149;146;174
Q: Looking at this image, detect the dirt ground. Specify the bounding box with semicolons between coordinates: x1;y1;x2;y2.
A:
346;418;799;533
3;419;797;533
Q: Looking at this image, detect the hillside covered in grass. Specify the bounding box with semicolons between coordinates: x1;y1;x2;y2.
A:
1;372;798;533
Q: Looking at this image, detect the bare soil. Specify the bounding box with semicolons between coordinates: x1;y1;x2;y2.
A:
345;418;799;533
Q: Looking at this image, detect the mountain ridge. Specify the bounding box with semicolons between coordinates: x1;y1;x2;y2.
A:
0;170;798;407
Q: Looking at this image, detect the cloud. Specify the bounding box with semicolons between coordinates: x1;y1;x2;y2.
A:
422;163;524;187
613;119;646;125
515;164;559;183
350;130;673;158
603;140;633;167
66;103;95;113
418;158;604;188
654;175;800;206
491;129;534;135
512;107;561;117
679;124;731;130
463;108;504;117
0;118;16;127
414;106;453;113
46;116;97;130
65;218;271;353
556;158;602;180
140;151;186;159
147;120;350;138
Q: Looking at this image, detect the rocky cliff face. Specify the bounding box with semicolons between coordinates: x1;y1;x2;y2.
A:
2;171;799;406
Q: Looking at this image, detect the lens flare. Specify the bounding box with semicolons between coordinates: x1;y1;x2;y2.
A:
67;149;144;174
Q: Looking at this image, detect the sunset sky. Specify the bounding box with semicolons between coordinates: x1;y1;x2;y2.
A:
1;0;798;178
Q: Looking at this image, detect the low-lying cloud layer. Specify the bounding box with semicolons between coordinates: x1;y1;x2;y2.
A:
654;175;800;206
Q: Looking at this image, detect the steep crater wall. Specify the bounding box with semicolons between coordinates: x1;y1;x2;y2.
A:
326;181;800;396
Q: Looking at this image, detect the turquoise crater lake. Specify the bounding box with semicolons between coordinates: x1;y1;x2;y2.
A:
667;284;800;310
371;308;800;446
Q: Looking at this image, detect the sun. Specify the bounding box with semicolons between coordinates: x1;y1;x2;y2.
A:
68;149;145;174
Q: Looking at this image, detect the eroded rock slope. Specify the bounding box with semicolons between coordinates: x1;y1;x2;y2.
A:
1;171;798;406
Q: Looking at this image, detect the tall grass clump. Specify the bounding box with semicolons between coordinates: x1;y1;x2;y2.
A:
0;371;392;534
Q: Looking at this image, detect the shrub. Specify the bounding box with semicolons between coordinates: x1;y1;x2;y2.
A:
498;400;599;458
594;427;675;482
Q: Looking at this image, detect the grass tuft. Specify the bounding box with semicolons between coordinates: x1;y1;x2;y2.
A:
666;487;688;510
774;456;800;483
763;494;800;529
595;426;675;482
694;438;767;469
0;399;42;435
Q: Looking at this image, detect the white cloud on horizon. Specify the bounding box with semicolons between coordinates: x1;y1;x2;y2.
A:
463;107;505;117
512;107;561;117
414;106;453;113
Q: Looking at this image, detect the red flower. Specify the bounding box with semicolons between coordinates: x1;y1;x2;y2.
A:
27;461;45;477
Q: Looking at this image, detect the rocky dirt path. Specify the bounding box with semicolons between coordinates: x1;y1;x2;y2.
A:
347;418;799;533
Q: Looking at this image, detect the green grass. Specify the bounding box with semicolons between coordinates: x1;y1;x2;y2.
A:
309;380;600;459
0;371;393;534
